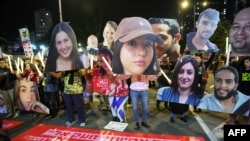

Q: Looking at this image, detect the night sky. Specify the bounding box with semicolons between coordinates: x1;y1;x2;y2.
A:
0;0;178;41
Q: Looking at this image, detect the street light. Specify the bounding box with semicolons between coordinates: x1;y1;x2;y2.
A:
181;0;189;9
181;0;208;31
179;0;189;40
202;1;208;7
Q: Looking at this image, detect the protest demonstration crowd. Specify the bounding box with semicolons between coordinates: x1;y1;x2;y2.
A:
0;6;250;141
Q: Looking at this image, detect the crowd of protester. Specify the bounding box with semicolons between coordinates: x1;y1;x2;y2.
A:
0;8;250;138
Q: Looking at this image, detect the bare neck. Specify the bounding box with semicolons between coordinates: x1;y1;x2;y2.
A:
192;35;208;50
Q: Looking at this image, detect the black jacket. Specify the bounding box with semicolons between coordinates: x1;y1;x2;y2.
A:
0;67;17;90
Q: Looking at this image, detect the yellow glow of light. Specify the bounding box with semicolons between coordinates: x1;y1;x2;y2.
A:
181;1;189;9
202;2;208;7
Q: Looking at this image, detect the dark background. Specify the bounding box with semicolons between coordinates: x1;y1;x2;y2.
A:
0;0;249;55
0;0;178;42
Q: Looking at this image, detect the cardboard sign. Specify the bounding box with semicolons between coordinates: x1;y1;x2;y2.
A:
19;28;33;57
104;121;128;132
92;78;109;95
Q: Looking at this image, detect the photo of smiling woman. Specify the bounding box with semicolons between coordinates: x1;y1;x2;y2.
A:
45;22;84;72
157;55;201;106
13;80;49;114
112;17;162;75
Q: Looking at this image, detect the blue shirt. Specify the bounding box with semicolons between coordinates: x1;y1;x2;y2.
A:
197;91;250;116
157;86;200;106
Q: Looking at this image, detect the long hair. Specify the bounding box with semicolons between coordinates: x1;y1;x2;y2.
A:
112;38;160;75
171;55;200;95
45;22;83;71
102;21;118;52
13;80;40;110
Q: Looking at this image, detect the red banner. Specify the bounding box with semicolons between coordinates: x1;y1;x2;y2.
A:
12;124;205;141
2;120;22;131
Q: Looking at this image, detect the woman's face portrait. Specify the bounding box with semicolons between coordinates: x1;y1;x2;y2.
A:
103;24;116;44
55;31;73;59
98;53;112;72
120;36;154;75
19;80;37;111
177;62;195;90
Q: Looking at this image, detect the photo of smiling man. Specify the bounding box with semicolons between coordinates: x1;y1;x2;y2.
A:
197;66;250;116
230;7;250;56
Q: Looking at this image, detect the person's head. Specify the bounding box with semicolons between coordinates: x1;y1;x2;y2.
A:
103;21;117;46
229;7;250;55
194;53;203;64
98;47;113;76
46;22;83;71
14;80;40;111
214;66;239;100
148;18;181;58
0;58;7;69
54;22;77;59
87;34;98;48
161;56;170;65
196;8;220;40
24;63;36;72
171;55;199;93
242;56;250;70
0;92;5;107
112;17;162;75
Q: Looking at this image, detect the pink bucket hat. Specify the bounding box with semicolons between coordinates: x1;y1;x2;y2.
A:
115;17;163;44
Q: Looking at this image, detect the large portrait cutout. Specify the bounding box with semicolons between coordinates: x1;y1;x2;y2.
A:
197;65;250;116
229;7;250;56
14;80;49;114
148;18;181;64
45;22;84;72
157;53;250;117
186;8;220;52
112;17;162;75
157;55;202;106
